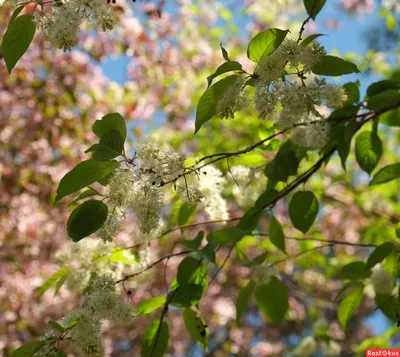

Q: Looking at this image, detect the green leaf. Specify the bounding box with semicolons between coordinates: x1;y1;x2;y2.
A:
11;342;47;357
370;163;400;186
207;61;242;88
375;294;399;321
380;107;400;127
237;207;261;232
304;0;326;19
311;56;360;76
141;320;169;357
55;351;67;357
264;140;302;183
335;262;371;280
396;223;400;239
355;131;382;174
236;281;255;324
178;202;197;226
53;270;69;296
2;14;36;74
300;33;326;47
68;187;101;207
92;113;127;142
255;189;279;210
169;284;204;307
247;28;289;62
9;4;26;24
244;252;268;267
342;81;360;105
177;257;208;289
336;118;359;170
207;227;246;245
366;90;400;111
220;44;231;62
268;216;286;254
183;308;209;350
255;277;288;325
63;320;78;331
367;80;400;97
182;231;204;250
48;320;65;333
86;129;124;161
366;243;395;269
35;267;70;302
55;159;116;203
195;75;239;133
136;296;166;315
338;284;364;328
288;191;319;233
191;241;217;264
67;200;108;242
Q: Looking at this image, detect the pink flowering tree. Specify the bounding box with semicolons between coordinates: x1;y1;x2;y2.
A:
1;0;400;356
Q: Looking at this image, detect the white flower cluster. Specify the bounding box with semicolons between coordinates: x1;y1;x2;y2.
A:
63;275;135;357
370;267;394;295
39;0;115;52
100;139;187;238
56;239;128;290
198;166;229;221
216;77;248;119
252;263;274;286
230;165;266;207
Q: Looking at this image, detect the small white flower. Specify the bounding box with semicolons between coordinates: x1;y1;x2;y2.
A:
370;268;393;295
216;77;247;119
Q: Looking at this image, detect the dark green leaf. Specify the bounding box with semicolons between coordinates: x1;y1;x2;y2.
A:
375;294;399;321
304;0;326;19
207;61;242;88
2;14;36;74
288;191;319;233
207;227;246;245
342;81;360;105
169;284;204;307
182;231;204;250
55;159;116;203
255;189;279;210
269;216;286;254
300;33;326;47
67;200;108;242
86;129;124;161
55;351;67;357
335;262;371;280
336;118;359;170
220;44;231;62
370;163;400;186
141;320;169;357
11;341;47;357
183;308;208;350
367;80;400;97
396;223;400;239
9;4;26;24
247;28;289;62
236;281;255;324
35;267;70;302
366;243;395;269
136;296;166;315
311;56;360;76
237;207;261;232
177;257;208;289
355;131;382;174
244;252;268;267
195;75;240;133
191;240;217;264
92;113;127;142
68;187;101;207
178;202;197;226
255;277;288;325
338;284;364;328
366;90;400;111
